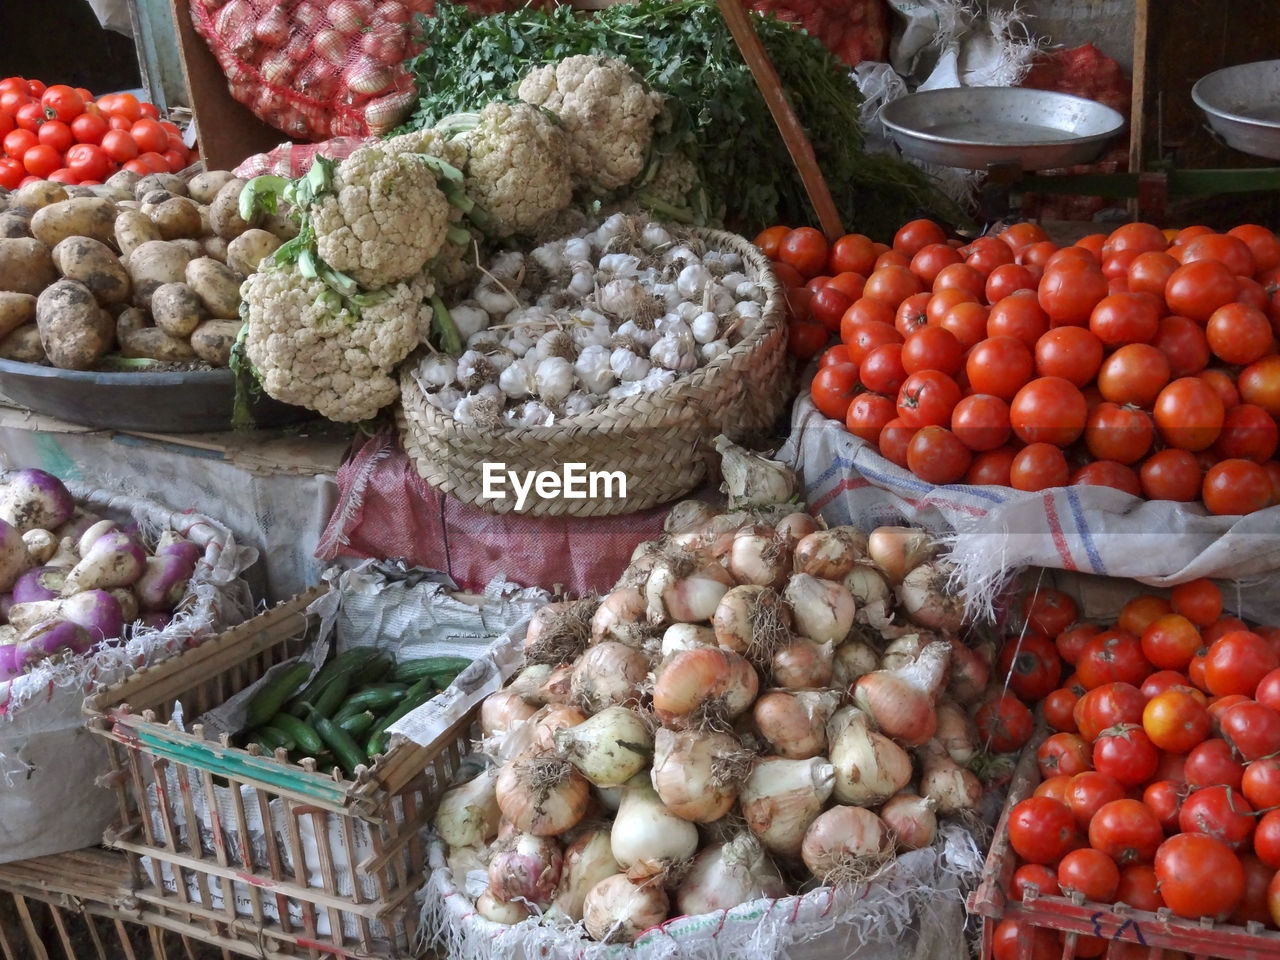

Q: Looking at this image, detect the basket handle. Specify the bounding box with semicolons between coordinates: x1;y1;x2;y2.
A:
715;0;845;241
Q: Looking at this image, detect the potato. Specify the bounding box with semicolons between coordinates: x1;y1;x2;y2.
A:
0;212;30;239
172;238;205;259
128;240;191;308
0;238;57;296
0;324;46;363
63;185;99;200
134;173;187;199
121;327;197;362
201;235;228;262
105;170;141;196
262;212;299;242
88;183;134;203
115;306;148;340
150;282;204;337
35;279;115;370
150;196;203;240
0;292;36;339
140;190;175;211
13;181;68;213
31;197;118;248
226;228;282;276
188;170;235;205
115;210;161;259
190;319;242;367
185;257;242;319
209;178;258;240
52;237;131;305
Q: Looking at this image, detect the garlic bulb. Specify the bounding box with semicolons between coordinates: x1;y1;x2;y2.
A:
498;356;537;399
426;385;463;412
563;391;596;417
564;236;592;262
489;250;525;283
507;401;555;427
651;330;697;374
474;281;519;319
594;213;630;250
690;312;719;345
531;242;567;274
702;340;730;363
663;244;699;266
417;354;457;389
451;304;490;340
575;345;616;394
598;253;642;277
677;263;712;300
637;369;676;392
616;320;660;349
610;348;650;382
641;223;672;250
535;356;574;405
568;265;595;298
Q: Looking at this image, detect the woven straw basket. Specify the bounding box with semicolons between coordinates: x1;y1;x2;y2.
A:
398;223;790;517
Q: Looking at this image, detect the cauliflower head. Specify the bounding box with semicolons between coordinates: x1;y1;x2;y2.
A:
460;101;574;239
312;144;451;289
243;260;432;423
518;55;664;193
382;127;469;172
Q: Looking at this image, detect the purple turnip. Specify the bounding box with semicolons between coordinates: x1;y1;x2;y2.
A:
109;588;139;624
0;518;32;591
55;509;102;544
76;520;119;558
136;552;197;612
22;528;57;564
0;469;75;534
8;590;124;642
12;566;68;604
62;530;146;594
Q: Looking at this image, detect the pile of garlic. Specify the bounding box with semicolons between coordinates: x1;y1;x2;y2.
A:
412;214;769;428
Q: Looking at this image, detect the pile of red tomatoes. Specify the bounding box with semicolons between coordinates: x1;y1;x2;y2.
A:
0;77;193;190
990;578;1280;958
757;218;1280;516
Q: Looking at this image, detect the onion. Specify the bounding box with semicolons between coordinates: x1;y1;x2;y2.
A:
774;511;821;551
897;561;965;633
487;833;563;906
844;563;894;628
538;664;575;705
711;585;791;664
946;637;991;702
771;636;834;689
801;806;893;882
550;829;620;922
530;704;588;753
739;756;835;858
854;640;950;747
880;792;938;852
650;727;752;823
591;588;647;647
480;689;538;739
675;833;787;916
582;874;668;944
783;574;855;644
827;706;913;805
554;705;653;787
646;554;734;624
867;526;935;584
753;689;840;759
728;530;789;589
434;769;501;849
610;773;699;875
495;754;590;836
506;663;553;704
652;646;758;727
524;599;596;665
934;699;977;765
880;632;927;670
920;740;982;814
792;528;862;580
831;639;880;690
569;641;649;712
660;622;717;657
476;890;530;924
664;499;718;535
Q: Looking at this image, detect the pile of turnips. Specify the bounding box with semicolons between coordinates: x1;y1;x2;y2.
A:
0;469;201;680
431;462;991;944
412;213;772;427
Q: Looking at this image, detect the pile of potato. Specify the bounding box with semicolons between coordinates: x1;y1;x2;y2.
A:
0;169;291;370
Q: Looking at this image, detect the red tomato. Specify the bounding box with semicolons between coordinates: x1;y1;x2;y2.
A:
964;446;1016;486
986;263;1039;303
809;286;853;332
1104;222;1168;259
68;111;107;146
1037;731;1093;779
1179;784;1256;850
963;235;1016;277
1000;221;1051;254
974;692;1035;753
1198;368;1242;410
1149;314;1211;383
1115;863;1163;912
1229;223;1280;273
1139;448;1202;501
1032;325;1104;387
1231;853;1276;928
1202;458;1273;516
1117;595;1172;638
905;425;971;484
874;249;910;271
1088;292;1160;347
109;92;142;123
825;271;866;301
1184;737;1245;790
839;298;894;344
999;631;1063;701
1039;259;1109;326
1206;302;1273;366
1008;796;1077;865
966;336;1034;401
1044;687;1082;732
1256;667;1280;713
1020;587;1077;637
1009;442;1068;492
908;242;962;286
933;261;986;300
63;143;109;183
1238;355;1280;417
864;264;924;310
1243;756;1280;809
892;218;947;257
1092;724;1160;785
0;158;22;190
1142;780;1184;834
1009;376;1087;447
35;119;71;154
20;144;59;178
1096;343;1171;408
1169;579;1222;628
1057;623;1102;665
100;129;138;164
828;233;877;275
1071;459;1142;495
926;287;977;326
810;362;860;421
1083;402;1153;465
754;225;789;258
1066;770;1125;830
778;227;828;278
937;300;989;349
877;417;916;468
1180;232;1255;277
859;343;906;396
842;318;902;367
1088;797;1164;864
1204;630;1280;697
819;344;852;367
901;325;962;375
1138;614;1201;672
1153;377;1225;452
991;920;1059;960
1141;687;1210;753
948;394;1011;453
786;321;827;360
844;393;897;445
39;84;84;123
13;100;44;132
1219;700;1280;761
1058;847;1120;902
896;370;961;428
1;127;36;160
1213;403;1278;463
133;151;170;174
1155;833;1244;920
1010;863;1059;900
1165;259;1239;322
1074;682;1148;741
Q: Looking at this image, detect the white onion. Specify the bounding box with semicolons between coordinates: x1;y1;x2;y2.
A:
946;638;992;703
476;889;530;924
844;563;894;628
610;773;699;874
550;829;620;922
569;641;649;712
524;601;594;665
801;806;892;881
506;663;554;704
650;727;750;823
934;699;977;765
783;574;855;644
675;833;787;916
434;769;500;849
487;833;563;906
711;585;792;664
880;792;938;852
753;689;840;759
660;622;717;657
728;532;790;589
530;704;588;754
652;646;758;727
739;756;835;858
554;705;653;787
771;636;834;689
582;874;668;944
897;561;965;633
879;632;927;670
853;640;951;747
664;500;718;535
480;689;538;739
647;556;735;624
831;639;880;690
590;588;647;646
920;740;982;815
495;754;590;836
867;526;935;584
826;706;913;805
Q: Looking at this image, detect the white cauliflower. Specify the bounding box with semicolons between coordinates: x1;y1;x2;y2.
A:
518;55;664;193
382;127;469;171
311;144;452;289
456;101;574;239
242;259;431;422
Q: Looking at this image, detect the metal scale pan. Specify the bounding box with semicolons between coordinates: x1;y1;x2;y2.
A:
880;87;1126;171
1192;59;1280;160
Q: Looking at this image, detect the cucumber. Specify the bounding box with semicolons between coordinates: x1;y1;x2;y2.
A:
309;674;352;718
364;678;436;759
341;683;409;713
307;708;365;778
269;713;325;756
289;647;380;705
247;662;313;728
350;652;394;687
253;724;296;753
337;710;377;738
390;656;473;687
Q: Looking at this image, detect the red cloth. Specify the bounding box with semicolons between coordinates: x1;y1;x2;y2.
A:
318;431;677;594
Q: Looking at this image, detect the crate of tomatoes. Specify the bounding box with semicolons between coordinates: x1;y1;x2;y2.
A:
0;77;193;190
971;575;1280;959
763;219;1280;623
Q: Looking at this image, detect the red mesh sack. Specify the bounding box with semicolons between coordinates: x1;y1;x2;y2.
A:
232;135;370;178
189;0;528;144
746;0;890;67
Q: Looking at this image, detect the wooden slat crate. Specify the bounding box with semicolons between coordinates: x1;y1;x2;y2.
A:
83;588;478;959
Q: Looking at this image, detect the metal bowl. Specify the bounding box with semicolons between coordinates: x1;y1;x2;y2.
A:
880;87;1126;171
1192;60;1280;160
0;360;313;433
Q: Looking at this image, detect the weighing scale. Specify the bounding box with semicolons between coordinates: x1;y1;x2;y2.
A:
879;66;1280;225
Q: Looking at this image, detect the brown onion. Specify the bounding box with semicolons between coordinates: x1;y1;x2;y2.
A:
867;526;935;584
753;689;840;759
480;689;538;739
650;727;752;823
771;636;834;689
582;874;668;944
783;574;855;644
774;511;821;551
739;756;835;858
793;528;861;580
801;806;893;881
652;647;758;727
591;588;647;646
853;641;951;747
495;754;590;836
570;641;649;712
880;792;938;852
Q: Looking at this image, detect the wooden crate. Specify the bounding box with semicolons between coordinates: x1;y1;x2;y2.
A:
83;588;477;959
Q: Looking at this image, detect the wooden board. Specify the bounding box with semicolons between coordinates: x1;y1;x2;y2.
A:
168;0;289;171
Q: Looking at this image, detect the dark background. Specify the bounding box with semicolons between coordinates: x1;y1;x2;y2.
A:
0;0;140;92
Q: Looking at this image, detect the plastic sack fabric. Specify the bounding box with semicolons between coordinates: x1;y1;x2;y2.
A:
781;393;1280;624
233;135;369;178
0;482;255;864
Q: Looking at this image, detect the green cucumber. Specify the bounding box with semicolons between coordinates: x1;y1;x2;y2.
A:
337;710;377;737
306;708;365;777
350;652;394;687
253;724;296;753
290;648;381;705
341;683;409;713
390;656;473;687
247;662;313;727
268;713;325;756
364;678;437;759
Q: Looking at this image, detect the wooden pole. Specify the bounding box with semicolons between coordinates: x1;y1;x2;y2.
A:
714;0;845;240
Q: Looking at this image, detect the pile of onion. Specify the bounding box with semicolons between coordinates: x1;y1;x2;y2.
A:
431;505;989;943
